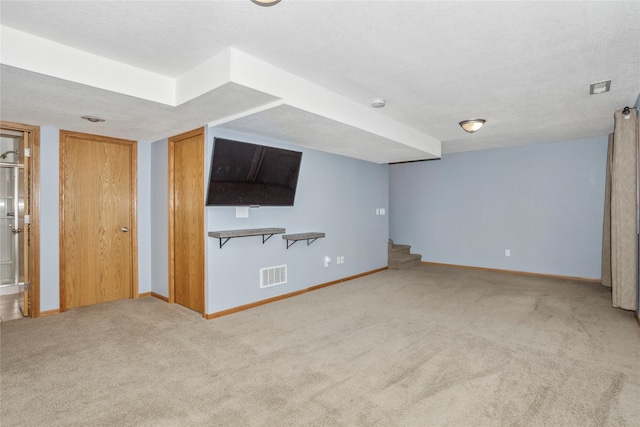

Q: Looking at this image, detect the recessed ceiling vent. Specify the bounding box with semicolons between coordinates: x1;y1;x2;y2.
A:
590;80;611;95
260;265;287;288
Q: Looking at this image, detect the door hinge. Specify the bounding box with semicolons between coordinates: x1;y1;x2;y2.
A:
24;282;30;291
24;147;30;157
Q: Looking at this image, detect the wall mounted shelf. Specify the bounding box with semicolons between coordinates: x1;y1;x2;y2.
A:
208;228;286;248
282;232;325;249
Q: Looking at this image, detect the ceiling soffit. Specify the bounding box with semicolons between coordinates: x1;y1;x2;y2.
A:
0;25;441;162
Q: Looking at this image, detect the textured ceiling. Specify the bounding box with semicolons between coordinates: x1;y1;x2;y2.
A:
1;1;639;162
215;104;436;164
0;65;279;142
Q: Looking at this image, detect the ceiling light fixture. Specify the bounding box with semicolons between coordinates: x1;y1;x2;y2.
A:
81;115;105;123
590;80;611;95
459;119;486;134
371;99;386;108
250;0;281;6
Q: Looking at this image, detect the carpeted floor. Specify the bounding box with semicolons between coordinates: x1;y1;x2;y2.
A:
1;265;639;426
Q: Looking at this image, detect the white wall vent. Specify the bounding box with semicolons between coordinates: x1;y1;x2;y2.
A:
260;265;287;288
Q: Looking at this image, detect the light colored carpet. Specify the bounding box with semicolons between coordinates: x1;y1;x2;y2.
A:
1;265;639;426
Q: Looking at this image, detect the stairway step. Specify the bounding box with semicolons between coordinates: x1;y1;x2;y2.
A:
389;253;421;262
388;240;421;269
390;244;411;254
389;254;422;270
388;253;422;270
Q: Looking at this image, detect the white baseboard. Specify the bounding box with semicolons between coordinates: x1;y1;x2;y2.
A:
0;285;21;295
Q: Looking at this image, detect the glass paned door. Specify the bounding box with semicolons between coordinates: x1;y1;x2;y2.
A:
0;165;16;285
0;129;28;316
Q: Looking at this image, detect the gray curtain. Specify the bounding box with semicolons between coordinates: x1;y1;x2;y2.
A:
601;133;613;289
602;108;638;311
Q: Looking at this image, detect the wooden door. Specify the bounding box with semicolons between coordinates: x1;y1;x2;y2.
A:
169;128;205;314
20;134;29;316
60;131;137;310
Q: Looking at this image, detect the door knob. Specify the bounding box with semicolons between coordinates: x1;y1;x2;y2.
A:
121;227;129;232
11;228;23;234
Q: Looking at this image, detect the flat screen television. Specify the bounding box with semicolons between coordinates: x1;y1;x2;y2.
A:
206;138;303;206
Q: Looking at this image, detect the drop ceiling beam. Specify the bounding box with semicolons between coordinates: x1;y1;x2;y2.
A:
1;26;441;159
0;26;175;105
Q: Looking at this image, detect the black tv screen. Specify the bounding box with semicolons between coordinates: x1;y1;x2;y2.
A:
206;138;303;206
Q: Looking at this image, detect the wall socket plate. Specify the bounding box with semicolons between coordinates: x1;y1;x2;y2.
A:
236;207;249;218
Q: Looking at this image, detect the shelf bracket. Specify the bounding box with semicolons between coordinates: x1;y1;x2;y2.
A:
282;232;325;249
219;237;231;249
262;234;275;244
285;237;320;249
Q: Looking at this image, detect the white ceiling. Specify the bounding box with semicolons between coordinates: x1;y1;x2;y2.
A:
1;1;638;163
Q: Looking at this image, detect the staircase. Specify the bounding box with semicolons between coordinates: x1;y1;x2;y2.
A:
388;239;422;269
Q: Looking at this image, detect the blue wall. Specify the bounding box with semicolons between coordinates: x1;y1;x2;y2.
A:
150;139;169;298
204;129;389;313
38;126;628;313
39;126;60;311
137;142;152;294
37;128;153;310
389;136;608;279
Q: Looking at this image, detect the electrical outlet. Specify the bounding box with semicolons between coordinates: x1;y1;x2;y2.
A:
380;208;385;215
236;207;249;218
505;249;510;257
324;256;331;267
340;256;345;263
